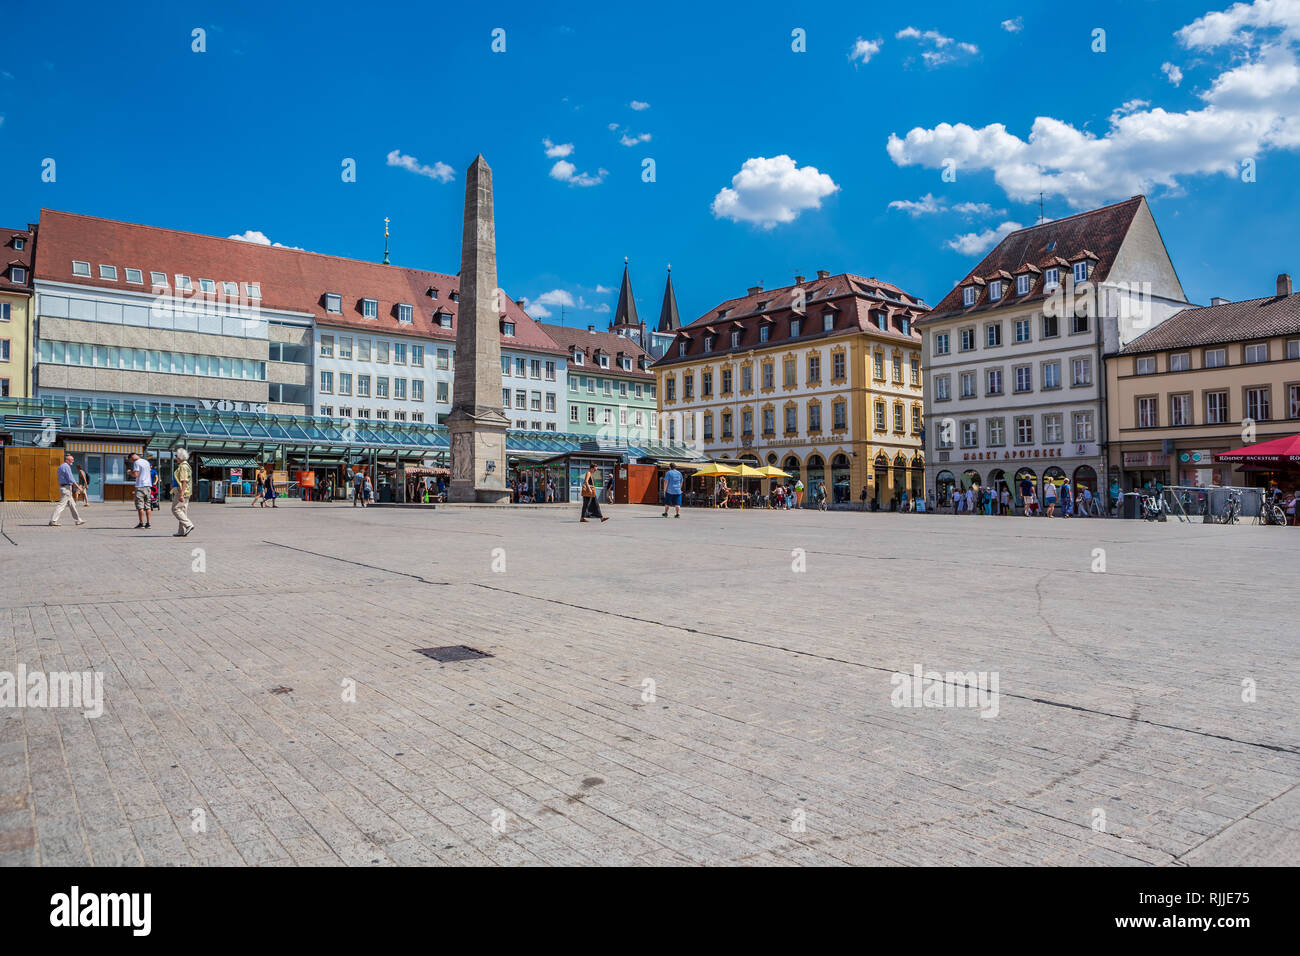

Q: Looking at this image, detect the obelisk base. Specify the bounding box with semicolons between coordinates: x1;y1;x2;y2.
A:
447;410;510;503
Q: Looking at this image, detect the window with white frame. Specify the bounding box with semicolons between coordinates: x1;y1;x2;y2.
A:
99;265;117;280
1206;390;1228;424
959;328;975;351
986;368;1003;395
987;417;1005;446
397;304;413;323
1014;365;1032;393
961;421;978;448
1071;357;1092;386
1043;413;1063;443
362;298;378;318
150;271;167;286
1015;319;1030;343
989;281;1002;302
962;286;976;307
1167;352;1190;371
320;370;333;393
72;260;91;276
1137;396;1158;428
1016;274;1031;296
1043;361;1061;389
935;375;950;400
175;275;192;290
1288;339;1300;360
1246;387;1271;420
1015;416;1033;444
960;371;976;398
125;268;143;284
1136;356;1155;374
1245;343;1268;364
1205;348;1226;368
1044;267;1059;289
319;335;334;358
1072;410;1094;442
986;323;1002;347
934;332;950;355
790;318;801;337
1170;392;1192;426
199;278;215;293
1073;261;1089;283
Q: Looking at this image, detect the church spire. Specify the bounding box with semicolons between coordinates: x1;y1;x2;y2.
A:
657;263;680;333
612;256;638;331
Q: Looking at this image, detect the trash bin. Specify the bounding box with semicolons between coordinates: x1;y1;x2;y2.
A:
1120;492;1141;519
244;481;252;496
211;480;226;503
197;479;211;503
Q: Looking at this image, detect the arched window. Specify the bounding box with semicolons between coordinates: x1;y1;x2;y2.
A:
806;454;826;487
831;453;851;503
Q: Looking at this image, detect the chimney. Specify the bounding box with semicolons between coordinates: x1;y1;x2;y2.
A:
1277;273;1293;297
794;275;805;285
747;285;764;295
587;325;595;333
1210;297;1230;307
816;270;830;279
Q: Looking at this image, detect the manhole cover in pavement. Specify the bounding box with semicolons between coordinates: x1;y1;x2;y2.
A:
417;646;494;662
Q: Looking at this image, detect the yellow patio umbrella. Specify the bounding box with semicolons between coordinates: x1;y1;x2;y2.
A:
693;462;739;477
731;463;766;479
755;465;791;478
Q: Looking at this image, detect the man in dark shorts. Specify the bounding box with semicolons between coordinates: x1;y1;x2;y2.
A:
662;464;684;518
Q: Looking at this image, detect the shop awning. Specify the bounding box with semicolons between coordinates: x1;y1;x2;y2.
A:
1214;434;1300;463
63;440;144;455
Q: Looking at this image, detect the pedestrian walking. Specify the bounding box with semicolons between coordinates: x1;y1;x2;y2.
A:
129;452;152;529
171;448;195;537
74;463;90;507
264;465;278;508
1000;487;1010;515
363;476;373;507
352;469;364;507
1044;479;1058;517
579;463;607;522
661;464;684;518
48;453;87;527
253;465;266;508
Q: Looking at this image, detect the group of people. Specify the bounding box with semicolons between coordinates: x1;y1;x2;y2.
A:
511;474;556;503
248;465;280;508
49;449;194;536
770;480;808;509
944;477;1099;517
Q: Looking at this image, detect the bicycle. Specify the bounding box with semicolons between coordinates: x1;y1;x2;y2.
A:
1219;490;1242;525
1141;493;1168;521
1258;494;1287;526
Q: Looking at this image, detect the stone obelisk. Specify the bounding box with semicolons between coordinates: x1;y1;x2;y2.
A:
447;155;510;503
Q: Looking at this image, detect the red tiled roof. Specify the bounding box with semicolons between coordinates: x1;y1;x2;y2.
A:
1120;293;1300;354
923;196;1145;322
1;226;35;295
538;322;654;378
652;272;928;368
32;209;562;353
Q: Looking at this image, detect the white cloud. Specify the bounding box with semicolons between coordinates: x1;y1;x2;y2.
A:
888;193;944;215
630;100;650;110
945;221;1023;255
594;284;613;294
888;194;1005;217
594;303;611;313
887;0;1300;208
543;138;574;158
608;122;620;131
710;155;839;229
896;25;979;65
1002;17;1024;33
534;289;577;308
227;230;301;249
850;37;882;64
521;299;552;318
1162;61;1184;86
386;149;454;183
619;132;652;146
550;159;605;187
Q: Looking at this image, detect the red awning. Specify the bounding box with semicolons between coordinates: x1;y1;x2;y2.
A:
1214;434;1300;463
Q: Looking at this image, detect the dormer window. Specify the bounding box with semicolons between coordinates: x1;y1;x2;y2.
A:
704;334;715;352
718;308;732;318
822;313;834;332
1073;261;1089;284
126;269;143;284
397;303;414;323
1044;268;1059;290
502;321;515;336
962;286;976;307
876;313;887;331
790;318;801;337
199;278;216;293
437;312;451;328
598;353;610;368
572;350;584;365
361;298;377;318
755;300;770;311
621;357;632;371
759;326;770;343
11;266;27;284
989;281;1003;302
325;293;343;313
99;265;118;281
175;275;192;291
151;271;167;287
678;342;687;357
12;238;24;251
1016;274;1031;296
731;330;741;348
900;317;911;336
449;292;459;302
426;287;438;299
72;260;91;277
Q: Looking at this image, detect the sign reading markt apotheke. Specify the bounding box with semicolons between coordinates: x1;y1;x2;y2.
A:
199;399;268;413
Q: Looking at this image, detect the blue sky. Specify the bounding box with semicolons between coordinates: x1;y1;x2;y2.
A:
4;0;1299;323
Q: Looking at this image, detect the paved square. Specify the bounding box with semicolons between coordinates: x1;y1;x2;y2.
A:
1;499;1296;866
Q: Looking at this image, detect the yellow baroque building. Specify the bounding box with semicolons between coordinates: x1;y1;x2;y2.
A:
1;226;35;399
653;272;927;506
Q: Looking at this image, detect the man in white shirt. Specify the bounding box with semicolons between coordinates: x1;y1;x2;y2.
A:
130;453;153;529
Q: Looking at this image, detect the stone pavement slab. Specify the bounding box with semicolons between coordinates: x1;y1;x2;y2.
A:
1;499;1296;865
